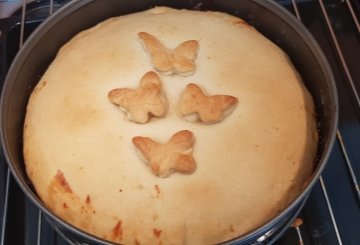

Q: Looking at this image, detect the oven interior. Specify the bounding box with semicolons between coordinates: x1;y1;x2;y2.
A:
0;0;359;244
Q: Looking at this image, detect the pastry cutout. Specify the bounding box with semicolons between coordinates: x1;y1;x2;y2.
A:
108;71;168;123
132;130;196;178
138;32;199;76
179;83;238;124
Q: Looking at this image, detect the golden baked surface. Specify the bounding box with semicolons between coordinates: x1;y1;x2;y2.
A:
23;7;317;245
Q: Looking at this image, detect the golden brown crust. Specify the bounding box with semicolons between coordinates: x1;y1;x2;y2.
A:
138;32;199;76
179;83;238;124
132;130;196;177
53;170;73;193
108;71;168;123
47;170;96;232
111;221;123;241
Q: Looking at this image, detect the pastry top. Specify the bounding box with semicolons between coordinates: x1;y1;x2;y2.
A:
23;7;317;245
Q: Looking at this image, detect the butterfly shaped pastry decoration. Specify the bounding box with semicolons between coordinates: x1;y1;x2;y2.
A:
138;32;199;76
108;33;239;177
108;71;168;124
133;130;196;178
179;83;238;124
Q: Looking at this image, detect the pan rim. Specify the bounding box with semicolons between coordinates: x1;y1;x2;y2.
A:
0;0;338;244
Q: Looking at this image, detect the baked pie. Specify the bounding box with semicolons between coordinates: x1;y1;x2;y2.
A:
23;7;317;244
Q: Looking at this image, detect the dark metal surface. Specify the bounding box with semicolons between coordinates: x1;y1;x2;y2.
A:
0;0;359;244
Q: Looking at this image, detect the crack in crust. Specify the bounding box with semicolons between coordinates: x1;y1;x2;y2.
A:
132;130;196;177
138;32;199;76
108;71;168;123
179;83;238;124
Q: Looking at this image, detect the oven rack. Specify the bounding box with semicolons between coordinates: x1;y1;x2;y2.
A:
0;0;359;244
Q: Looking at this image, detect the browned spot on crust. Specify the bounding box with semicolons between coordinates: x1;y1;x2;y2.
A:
112;221;123;241
47;172;96;232
34;80;47;93
305;105;312;112
230;225;235;232
134;239;141;245
85;195;91;204
155;184;161;198
80;205;89;214
59;93;103;133
153;228;162;238
233;20;249;26
55;170;72;193
119;189;123;192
